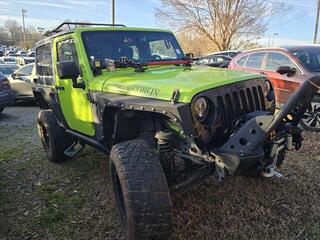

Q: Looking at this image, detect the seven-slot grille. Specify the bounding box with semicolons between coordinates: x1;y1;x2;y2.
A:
191;78;270;147
216;85;266;130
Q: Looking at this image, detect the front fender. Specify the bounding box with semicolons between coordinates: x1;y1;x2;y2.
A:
90;91;196;137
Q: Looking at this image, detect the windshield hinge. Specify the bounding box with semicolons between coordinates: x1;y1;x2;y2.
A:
171;89;180;105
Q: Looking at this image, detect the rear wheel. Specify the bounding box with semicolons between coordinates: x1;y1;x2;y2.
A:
300;102;320;132
37;110;72;162
0;108;3;114
109;139;172;240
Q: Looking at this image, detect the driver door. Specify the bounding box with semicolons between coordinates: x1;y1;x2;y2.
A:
53;36;95;136
261;52;303;105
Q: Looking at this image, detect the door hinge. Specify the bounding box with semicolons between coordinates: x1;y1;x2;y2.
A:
55;86;64;91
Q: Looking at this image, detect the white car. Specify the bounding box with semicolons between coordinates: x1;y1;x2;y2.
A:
1;57;16;64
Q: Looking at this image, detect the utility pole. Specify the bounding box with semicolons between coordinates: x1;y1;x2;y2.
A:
314;0;320;44
22;9;27;49
19;26;23;46
272;33;279;47
112;0;115;25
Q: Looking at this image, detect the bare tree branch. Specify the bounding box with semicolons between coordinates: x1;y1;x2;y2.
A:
156;0;281;52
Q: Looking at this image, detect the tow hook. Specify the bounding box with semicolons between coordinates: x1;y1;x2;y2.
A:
261;134;295;178
261;163;284;178
261;141;284;178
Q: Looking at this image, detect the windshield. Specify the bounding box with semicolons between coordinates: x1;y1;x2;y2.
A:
0;65;17;75
81;30;185;63
4;58;16;63
24;59;34;64
290;48;320;72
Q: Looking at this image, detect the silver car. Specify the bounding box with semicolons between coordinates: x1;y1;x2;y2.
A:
9;63;35;100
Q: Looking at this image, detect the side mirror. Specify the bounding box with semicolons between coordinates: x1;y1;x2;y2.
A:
276;66;297;76
185;53;194;60
57;61;79;79
56;61;84;89
11;73;16;79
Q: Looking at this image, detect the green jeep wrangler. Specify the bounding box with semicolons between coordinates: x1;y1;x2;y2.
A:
32;22;320;239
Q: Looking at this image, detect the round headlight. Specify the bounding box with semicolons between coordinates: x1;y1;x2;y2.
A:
264;79;272;92
194;97;209;122
264;79;274;101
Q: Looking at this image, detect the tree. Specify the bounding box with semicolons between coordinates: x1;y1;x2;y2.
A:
4;19;21;44
0;30;11;46
1;19;45;48
176;29;218;56
156;0;282;51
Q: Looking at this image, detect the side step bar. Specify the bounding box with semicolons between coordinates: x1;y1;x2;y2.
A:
65;129;109;153
64;142;85;157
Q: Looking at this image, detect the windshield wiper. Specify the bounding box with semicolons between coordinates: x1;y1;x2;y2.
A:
115;58;148;72
147;59;191;67
113;57;191;72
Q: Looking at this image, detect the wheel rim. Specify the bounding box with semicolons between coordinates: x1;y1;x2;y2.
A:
301;102;320;129
111;162;127;226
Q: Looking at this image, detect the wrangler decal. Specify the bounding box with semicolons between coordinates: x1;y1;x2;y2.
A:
106;83;161;97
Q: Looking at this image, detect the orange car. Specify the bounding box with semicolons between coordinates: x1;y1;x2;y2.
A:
229;46;320;131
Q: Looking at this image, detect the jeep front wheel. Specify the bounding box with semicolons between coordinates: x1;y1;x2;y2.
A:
37;110;72;162
109;139;172;240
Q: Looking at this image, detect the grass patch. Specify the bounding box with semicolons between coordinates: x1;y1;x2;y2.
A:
0;144;25;162
0;179;6;207
37;177;86;234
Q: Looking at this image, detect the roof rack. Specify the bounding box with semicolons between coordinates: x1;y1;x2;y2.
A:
43;22;126;37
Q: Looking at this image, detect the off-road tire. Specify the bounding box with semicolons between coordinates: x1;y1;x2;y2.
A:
109;139;172;240
37;110;72;162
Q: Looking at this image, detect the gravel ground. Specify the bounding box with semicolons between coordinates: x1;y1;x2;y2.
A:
0;106;320;240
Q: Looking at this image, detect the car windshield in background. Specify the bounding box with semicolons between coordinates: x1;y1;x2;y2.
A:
24;59;34;64
81;31;185;63
291;48;320;72
0;65;18;75
3;58;16;63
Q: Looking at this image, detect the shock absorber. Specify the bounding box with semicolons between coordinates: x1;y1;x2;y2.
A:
155;131;175;183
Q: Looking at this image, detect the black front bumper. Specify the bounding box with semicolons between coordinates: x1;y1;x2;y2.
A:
215;75;320;176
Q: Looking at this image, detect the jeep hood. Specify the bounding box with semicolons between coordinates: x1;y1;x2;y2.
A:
97;66;263;103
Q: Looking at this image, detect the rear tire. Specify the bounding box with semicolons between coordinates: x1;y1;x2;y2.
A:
109;139;172;240
37;110;72;162
0;108;3;114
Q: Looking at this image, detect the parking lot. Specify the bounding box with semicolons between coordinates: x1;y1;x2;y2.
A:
0;106;319;239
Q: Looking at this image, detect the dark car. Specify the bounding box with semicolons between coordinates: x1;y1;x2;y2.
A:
196;54;232;68
229;45;320;131
0;72;15;114
210;50;241;58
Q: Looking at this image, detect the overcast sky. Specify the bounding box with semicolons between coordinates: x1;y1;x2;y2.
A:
0;0;318;46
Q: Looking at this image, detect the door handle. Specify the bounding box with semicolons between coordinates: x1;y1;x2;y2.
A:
260;71;267;75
